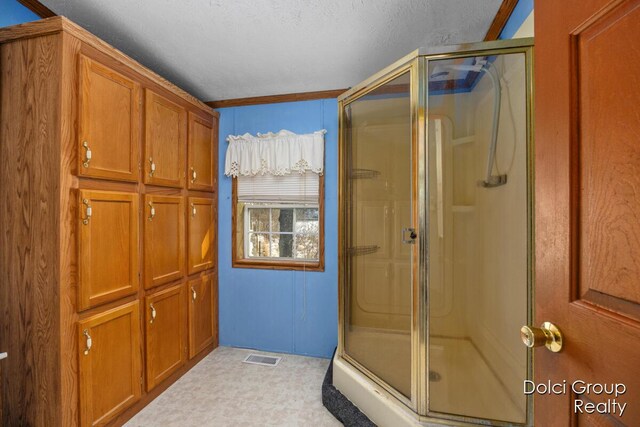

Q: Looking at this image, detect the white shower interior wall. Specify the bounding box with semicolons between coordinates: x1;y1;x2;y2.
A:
425;52;529;423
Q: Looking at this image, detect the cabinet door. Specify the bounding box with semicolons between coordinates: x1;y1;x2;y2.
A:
144;90;186;188
78;55;140;182
144;195;185;289
188;273;217;358
78;190;139;311
187;113;217;191
78;301;142;427
145;283;187;391
187;197;215;274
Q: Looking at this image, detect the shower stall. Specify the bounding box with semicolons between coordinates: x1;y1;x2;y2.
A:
336;38;534;426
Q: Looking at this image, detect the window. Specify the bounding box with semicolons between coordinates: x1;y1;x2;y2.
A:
245;205;320;260
225;130;325;271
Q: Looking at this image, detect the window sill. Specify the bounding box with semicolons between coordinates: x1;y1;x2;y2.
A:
232;259;324;272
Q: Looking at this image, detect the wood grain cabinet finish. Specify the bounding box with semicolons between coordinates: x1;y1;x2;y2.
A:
187;113;217;191
188;273;217;358
145;283;187;391
0;17;218;427
78;301;142;427
144;195;185;289
144;90;187;188
78;190;139;311
187;197;215;274
78;55;140;182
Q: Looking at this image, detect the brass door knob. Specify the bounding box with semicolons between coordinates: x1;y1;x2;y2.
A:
520;322;563;353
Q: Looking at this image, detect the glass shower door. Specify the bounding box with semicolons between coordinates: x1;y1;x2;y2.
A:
342;71;414;401
426;51;530;424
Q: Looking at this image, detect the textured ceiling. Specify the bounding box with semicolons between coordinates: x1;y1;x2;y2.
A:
41;0;503;101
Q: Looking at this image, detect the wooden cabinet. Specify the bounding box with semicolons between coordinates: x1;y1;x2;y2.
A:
145;283;187;391
78;190;139;311
188;113;217;191
187;197;215;274
144;90;187;188
188;273;217;358
0;17;218;427
78;301;142;427
78;55;140;182
144;195;185;289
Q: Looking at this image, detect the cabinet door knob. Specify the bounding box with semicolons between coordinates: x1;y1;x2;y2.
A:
149;157;156;177
190;167;197;183
82;142;92;168
82;198;92;225
191;286;197;302
148;202;155;221
191;203;197;217
150;303;157;323
83;329;92;355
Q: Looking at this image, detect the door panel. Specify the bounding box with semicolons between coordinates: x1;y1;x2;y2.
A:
78;301;142;427
342;72;414;401
187;113;216;191
78;190;139;311
188;273;217;358
145;283;187;391
535;0;640;424
144;195;185;289
78;55;140;182
187;197;215;275
144;90;187;188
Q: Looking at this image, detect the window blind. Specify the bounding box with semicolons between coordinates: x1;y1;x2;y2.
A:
238;173;319;203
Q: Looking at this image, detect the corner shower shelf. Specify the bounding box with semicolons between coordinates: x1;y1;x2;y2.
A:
350;168;381;179
452;205;475;213
452;135;475;146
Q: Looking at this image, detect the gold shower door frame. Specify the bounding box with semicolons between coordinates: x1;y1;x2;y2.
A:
337;38;535;426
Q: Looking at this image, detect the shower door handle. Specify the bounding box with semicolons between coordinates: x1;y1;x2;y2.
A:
402;227;417;244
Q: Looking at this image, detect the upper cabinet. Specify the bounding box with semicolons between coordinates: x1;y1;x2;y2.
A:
78;55;141;182
188;113;217;192
144;90;187;188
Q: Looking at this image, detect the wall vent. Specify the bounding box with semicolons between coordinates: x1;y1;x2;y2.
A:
243;353;282;367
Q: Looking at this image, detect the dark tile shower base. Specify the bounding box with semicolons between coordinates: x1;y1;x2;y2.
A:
322;348;377;427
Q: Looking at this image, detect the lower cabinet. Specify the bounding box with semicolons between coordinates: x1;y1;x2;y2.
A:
78;301;142;427
145;283;187;391
188;273;217;358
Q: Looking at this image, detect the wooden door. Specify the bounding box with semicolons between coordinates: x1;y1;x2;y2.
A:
144;90;186;188
535;0;640;425
78;190;139;311
145;283;187;391
78;301;142;427
187;197;215;274
144;195;185;289
78;55;140;182
187;113;216;191
188;273;217;358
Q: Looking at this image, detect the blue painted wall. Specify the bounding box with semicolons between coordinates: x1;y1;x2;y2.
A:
499;0;534;39
0;0;39;27
217;99;338;359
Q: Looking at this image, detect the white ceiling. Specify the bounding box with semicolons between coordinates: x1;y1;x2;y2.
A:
41;0;503;101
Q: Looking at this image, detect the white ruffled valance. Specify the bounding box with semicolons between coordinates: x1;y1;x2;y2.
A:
224;129;325;177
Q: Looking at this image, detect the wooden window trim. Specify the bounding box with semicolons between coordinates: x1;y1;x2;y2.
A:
231;175;325;272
